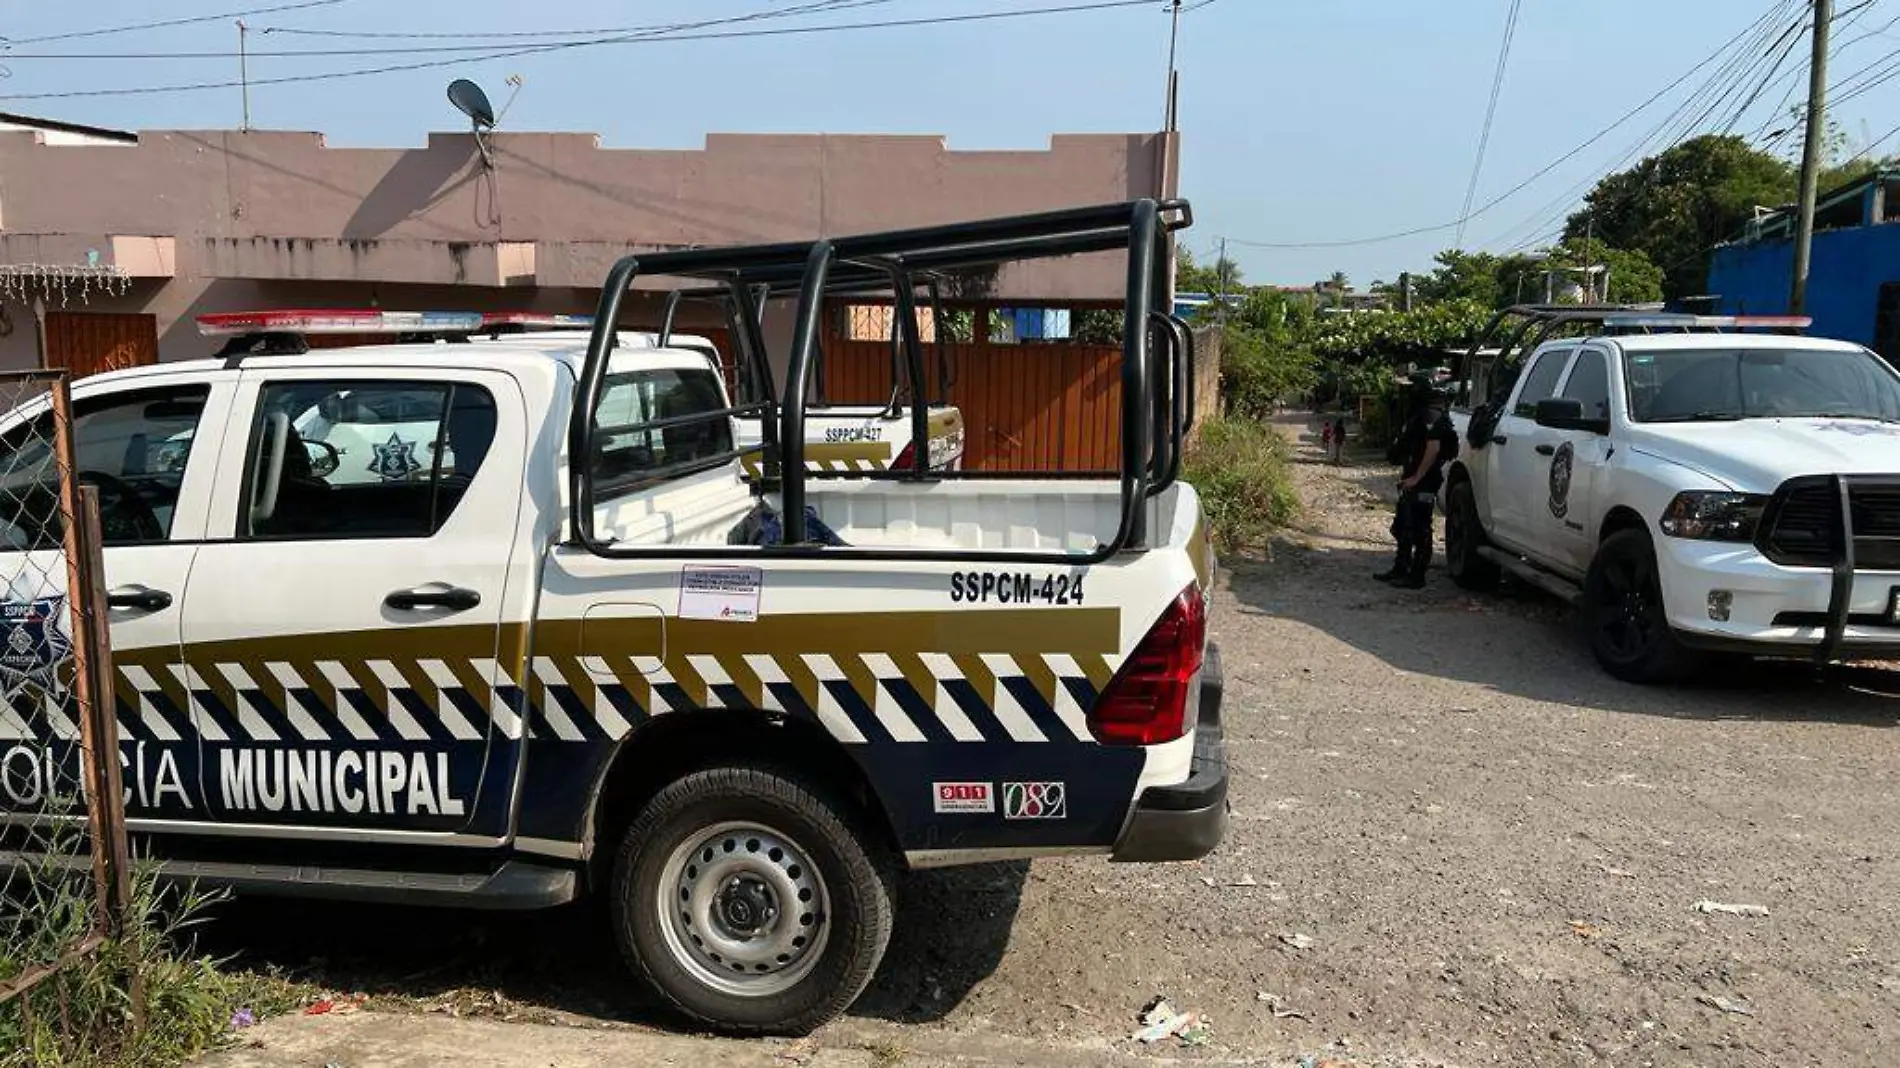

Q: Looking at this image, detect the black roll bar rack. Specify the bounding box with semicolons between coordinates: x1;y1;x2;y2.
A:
568;197;1193;560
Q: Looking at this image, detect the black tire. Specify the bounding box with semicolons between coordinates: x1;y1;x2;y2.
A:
1583;528;1704;684
1444;479;1500;591
610;765;896;1035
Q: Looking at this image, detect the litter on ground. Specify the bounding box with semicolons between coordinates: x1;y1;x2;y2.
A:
1133;996;1211;1046
1697;993;1756;1017
1694;900;1770;917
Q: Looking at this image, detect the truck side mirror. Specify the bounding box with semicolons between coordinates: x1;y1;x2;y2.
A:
1534;397;1609;434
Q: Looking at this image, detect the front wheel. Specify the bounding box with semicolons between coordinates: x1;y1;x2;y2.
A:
1444;480;1500;591
1583;528;1703;684
611;765;895;1034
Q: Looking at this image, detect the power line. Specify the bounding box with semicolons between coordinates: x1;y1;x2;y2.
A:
1717;13;1812;134
251;0;891;41
1456;0;1525;247
1221;0;1792;251
0;0;1157;101
0;0;348;46
1485;0;1804;252
0;0;904;58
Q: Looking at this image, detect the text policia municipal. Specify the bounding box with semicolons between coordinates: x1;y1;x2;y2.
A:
1;743;464;818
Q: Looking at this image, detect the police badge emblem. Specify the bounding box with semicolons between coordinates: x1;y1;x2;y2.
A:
368;433;421;482
1548;441;1575;520
0;596;73;703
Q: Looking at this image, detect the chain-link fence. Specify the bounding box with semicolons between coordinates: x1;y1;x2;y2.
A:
0;371;140;1053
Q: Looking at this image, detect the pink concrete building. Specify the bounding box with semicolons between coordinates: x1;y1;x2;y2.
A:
0;117;1176;375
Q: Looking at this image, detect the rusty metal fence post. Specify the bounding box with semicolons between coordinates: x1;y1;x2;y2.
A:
0;369;141;1044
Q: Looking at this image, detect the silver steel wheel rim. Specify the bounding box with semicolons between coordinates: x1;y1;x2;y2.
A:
656;820;831;998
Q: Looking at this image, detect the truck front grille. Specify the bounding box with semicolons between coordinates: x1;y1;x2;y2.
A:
1759;476;1900;569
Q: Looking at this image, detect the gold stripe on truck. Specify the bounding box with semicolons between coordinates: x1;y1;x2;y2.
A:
740;442;894;480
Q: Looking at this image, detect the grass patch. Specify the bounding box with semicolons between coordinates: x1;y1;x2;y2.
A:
2;867;310;1068
1182;417;1302;552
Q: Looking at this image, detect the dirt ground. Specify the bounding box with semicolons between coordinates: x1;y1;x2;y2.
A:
194;414;1900;1067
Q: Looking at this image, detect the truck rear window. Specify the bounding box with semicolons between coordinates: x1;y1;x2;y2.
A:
591;368;736;493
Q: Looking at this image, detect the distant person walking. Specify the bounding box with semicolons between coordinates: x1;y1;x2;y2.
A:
1319;419;1334;455
1330;417;1347;463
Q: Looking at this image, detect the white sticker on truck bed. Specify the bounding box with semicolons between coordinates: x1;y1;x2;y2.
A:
678;565;763;623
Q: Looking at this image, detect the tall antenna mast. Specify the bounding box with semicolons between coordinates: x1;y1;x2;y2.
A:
237;18;252;131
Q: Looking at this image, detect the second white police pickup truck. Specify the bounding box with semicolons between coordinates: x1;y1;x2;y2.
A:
1445;307;1900;682
0;199;1224;1034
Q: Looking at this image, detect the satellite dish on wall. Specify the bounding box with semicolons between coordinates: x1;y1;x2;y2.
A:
447;78;498;170
447;79;496;129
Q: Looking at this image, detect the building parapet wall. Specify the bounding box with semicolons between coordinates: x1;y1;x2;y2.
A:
0;130;1173;301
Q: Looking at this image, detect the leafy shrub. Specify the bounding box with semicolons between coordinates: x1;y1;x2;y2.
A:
1182;418;1301;552
1;866;304;1068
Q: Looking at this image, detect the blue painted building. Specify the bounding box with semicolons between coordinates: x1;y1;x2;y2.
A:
1708;169;1900;359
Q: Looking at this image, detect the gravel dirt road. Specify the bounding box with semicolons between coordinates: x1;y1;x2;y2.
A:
197;415;1900;1067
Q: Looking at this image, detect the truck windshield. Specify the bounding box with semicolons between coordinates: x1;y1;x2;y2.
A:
1625;347;1900;423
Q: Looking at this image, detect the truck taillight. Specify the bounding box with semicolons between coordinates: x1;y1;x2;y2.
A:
894;442;916;469
1088;584;1206;746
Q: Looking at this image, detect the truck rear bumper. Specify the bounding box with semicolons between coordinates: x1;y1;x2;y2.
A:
1111;644;1230;863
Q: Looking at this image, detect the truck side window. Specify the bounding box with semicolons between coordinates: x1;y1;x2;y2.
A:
1560;350;1611;421
240;381;497;540
0;385;209;550
592;368;735;493
1512;351;1571;418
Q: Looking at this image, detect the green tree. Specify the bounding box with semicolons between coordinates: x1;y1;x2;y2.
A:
1217;288;1319;416
1177;246;1242;295
1411;243;1661;310
1072;308;1123;345
1415;249;1506;307
1563;134;1794;299
1772;105;1882;188
1492;241;1665;307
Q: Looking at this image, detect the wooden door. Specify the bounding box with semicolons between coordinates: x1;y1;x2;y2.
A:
42;312;159;378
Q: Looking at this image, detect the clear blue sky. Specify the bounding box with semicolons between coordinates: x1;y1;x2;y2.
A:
2;0;1895;288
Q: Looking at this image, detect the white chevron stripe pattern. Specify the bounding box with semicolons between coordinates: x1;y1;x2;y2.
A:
19;650;1123;749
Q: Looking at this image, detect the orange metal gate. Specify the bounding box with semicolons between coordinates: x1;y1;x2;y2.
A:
42;312;159;379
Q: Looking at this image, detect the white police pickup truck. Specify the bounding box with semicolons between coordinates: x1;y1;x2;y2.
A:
0;200;1223;1033
1443;309;1900;682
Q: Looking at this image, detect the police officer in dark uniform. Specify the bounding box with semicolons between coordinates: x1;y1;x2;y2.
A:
1377;379;1459;589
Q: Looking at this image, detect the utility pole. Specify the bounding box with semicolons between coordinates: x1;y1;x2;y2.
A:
1791;0;1833;314
1583;215;1598;301
1215;237;1229;325
237;18;252;132
1399;271;1413;313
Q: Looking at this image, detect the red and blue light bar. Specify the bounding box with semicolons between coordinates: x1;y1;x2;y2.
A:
195;309;594;336
1600;313;1812;330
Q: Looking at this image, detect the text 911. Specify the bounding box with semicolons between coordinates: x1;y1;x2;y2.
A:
950;572;1086;605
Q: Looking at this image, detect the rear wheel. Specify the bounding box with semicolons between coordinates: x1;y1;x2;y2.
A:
1444;480;1500;591
1583;529;1703;684
611;765;895;1035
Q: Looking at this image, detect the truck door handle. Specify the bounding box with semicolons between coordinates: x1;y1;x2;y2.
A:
384;585;482;612
107;585;172;612
1535;443;1556;456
